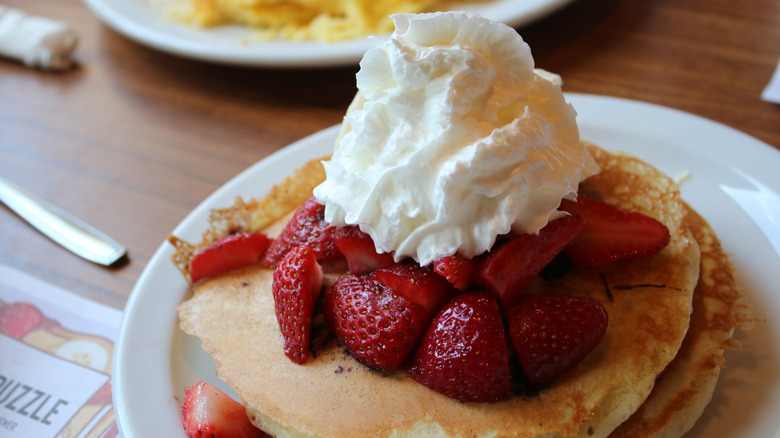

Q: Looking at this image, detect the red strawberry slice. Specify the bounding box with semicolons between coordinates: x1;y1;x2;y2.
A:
474;215;585;307
0;302;43;339
323;274;429;371
407;291;512;403
333;225;397;274
262;196;342;268
370;263;458;320
190;232;271;283
272;246;323;364
507;295;608;385
560;196;671;267
181;381;269;438
432;253;478;291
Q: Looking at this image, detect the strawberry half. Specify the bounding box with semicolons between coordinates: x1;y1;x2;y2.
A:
507;295;608;385
407;291;512;403
560;196;671;267
370;263;458;320
262;196;342;267
272;245;323;364
432;253;478;291
323;274;429;371
474;215;585;307
333;225;397;274
190;232;271;283
181;381;268;438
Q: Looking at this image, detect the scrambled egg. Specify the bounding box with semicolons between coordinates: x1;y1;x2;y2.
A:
166;0;485;41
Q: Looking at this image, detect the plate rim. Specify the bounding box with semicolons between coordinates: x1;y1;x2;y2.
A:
112;93;780;437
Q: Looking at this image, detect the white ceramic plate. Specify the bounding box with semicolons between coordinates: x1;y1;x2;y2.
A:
81;0;577;67
112;93;780;437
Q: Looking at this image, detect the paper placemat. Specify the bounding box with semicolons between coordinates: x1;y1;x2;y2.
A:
0;264;123;437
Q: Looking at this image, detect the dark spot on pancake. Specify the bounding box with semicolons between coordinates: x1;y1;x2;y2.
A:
613;283;669;290
599;273;614;302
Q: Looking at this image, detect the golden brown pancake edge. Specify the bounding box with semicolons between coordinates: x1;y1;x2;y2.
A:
607;204;749;438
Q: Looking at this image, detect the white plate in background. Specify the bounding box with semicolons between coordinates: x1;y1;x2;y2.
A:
81;0;577;67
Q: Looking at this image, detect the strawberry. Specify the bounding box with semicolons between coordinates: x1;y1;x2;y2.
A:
507;295;608;385
190;232;271;283
333;225;397;274
181;381;268;438
272;246;323;364
323;274;429;371
407;291;512;403
432;253;478;291
0;302;43;339
370;263;458;320
560;196;670;267
474;215;585;307
262;196;342;267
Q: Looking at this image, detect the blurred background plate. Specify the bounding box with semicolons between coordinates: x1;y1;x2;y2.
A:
81;0;577;67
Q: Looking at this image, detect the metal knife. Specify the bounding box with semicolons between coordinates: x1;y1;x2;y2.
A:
0;176;127;266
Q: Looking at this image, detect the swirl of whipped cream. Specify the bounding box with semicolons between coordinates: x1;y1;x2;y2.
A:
313;11;599;266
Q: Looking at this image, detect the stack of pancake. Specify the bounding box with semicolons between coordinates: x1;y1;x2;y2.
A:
171;144;747;438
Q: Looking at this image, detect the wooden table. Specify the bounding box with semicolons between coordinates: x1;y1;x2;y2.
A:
1;0;779;313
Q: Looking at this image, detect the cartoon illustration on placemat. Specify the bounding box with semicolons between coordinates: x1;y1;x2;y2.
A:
0;299;118;438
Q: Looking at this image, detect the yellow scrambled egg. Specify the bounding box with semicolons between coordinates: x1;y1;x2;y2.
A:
168;0;484;41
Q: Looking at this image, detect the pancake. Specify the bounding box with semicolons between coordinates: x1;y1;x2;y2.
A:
607;205;748;438
175;145;715;438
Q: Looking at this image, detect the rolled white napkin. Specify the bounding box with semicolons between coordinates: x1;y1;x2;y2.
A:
0;6;78;71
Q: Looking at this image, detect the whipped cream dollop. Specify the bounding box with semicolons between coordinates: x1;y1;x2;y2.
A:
313;11;599;266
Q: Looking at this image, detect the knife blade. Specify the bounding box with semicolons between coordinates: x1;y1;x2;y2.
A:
0;176;127;266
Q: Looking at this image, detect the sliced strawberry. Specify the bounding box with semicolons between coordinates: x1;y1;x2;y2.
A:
474;215;585;307
333;225;397;275
181;381;268;438
190;232;271;283
323;274;429;371
560;196;671;267
407;291;512;403
507;295;608;385
262;196;342;268
370;263;458;320
432;253;478;291
272;246;323;364
0;302;43;339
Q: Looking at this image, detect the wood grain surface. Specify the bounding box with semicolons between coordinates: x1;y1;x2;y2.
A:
0;0;778;310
